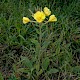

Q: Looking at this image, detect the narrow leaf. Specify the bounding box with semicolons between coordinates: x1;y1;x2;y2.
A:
42;57;50;70
21;56;33;69
17;68;30;73
31;38;40;55
47;68;59;74
42;32;53;52
72;66;80;74
0;72;4;80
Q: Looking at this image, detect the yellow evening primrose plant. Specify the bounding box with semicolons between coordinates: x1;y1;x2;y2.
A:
22;7;57;79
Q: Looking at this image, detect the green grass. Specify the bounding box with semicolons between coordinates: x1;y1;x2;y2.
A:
0;0;80;80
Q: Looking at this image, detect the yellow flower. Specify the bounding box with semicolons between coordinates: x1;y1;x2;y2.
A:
48;15;57;22
33;11;45;23
23;17;30;24
44;7;51;16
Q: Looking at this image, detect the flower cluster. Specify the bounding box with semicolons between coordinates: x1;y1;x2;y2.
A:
23;7;57;24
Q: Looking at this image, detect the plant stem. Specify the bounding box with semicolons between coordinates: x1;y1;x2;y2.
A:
39;26;42;46
38;24;42;63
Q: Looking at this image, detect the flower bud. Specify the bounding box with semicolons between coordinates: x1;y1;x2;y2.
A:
48;15;57;22
23;17;30;24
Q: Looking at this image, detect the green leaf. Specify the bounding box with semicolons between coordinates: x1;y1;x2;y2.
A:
55;44;60;55
42;40;51;50
17;68;30;73
42;57;50;70
37;69;43;76
72;66;80;75
13;64;17;72
41;31;47;38
18;34;26;41
35;28;40;34
47;68;59;74
31;38;40;47
42;32;53;52
0;72;4;80
21;56;33;69
35;63;40;71
31;38;40;55
8;75;17;80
